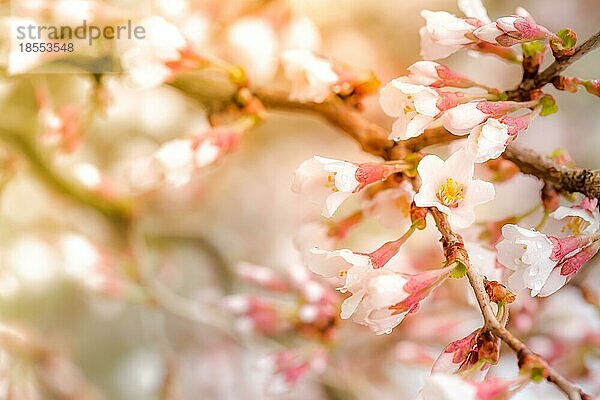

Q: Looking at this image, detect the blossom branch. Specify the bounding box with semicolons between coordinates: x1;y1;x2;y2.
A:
253;89;600;200
508;29;600;99
503;144;600;199
429;208;590;400
1;128;133;226
247;89;595;400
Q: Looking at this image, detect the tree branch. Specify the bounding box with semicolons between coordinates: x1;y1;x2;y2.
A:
1;129;133;227
508;29;600;99
255;89;600;200
430;209;589;400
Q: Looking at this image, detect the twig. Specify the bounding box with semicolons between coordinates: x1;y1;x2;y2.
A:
254;89;600;200
507;29;600;99
1;128;133;226
429;209;589;400
504;144;600;199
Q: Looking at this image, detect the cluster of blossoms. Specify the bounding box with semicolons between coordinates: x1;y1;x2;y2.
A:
285;0;600;397
222;262;338;339
497;198;600;297
125;125;243;191
221;262;337;394
3;0;598;398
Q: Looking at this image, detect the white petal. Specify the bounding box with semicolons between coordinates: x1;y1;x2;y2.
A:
389;112;417;140
366;273;409;309
379;81;405;117
324;191;353;217
538;267;568;297
464;179;495;207
442;103;488;135
458;0;491;23
420;27;463;60
420;373;477;400
448;207;476;229
416;154;445;183
407;61;440;85
444;148;475;183
413;89;441;116
340;289;366;319
405;114;435;139
473;23;504;43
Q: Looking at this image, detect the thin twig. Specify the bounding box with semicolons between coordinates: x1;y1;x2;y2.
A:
507;29;600;99
429;209;588;400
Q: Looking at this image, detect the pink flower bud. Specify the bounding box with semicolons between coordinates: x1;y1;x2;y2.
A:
559;241;600;276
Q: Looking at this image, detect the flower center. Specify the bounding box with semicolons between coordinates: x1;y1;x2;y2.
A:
562;217;587;235
436;178;465;207
403;96;415;114
325;173;339;192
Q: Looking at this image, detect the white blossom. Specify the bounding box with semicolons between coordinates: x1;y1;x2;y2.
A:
281;50;339;103
341;269;410;335
552;199;600;235
414;149;495;228
419;11;477;60
496;224;556;296
121;17;186;89
292;156;360;217
379;77;441;140
466;118;510;163
227;17;278;85
417;373;477;400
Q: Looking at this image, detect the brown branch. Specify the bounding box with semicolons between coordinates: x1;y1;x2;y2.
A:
255;89;600;200
508;29;600;99
504;144;600;199
430;209;589;400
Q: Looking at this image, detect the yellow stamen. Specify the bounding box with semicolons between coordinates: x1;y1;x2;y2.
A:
562;217;587;235
324;173;339;192
437;177;465;208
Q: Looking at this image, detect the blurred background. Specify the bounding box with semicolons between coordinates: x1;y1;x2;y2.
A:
0;0;598;399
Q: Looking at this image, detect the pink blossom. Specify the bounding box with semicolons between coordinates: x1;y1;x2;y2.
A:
466;114;530;163
442;101;527;135
408;61;477;88
552;198;600;235
473;15;553;47
222;295;281;335
235;262;290;292
343;267;452;335
258;349;327;395
432;328;499;382
292;156;401;217
497;224;600;297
